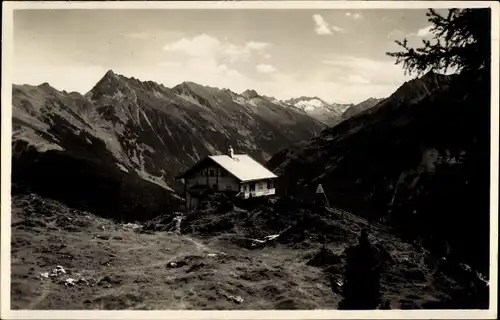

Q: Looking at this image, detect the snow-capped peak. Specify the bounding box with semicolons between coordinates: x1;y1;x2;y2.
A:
284;96;331;111
294;98;327;110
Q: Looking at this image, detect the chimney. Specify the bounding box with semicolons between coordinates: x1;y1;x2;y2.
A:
228;145;234;158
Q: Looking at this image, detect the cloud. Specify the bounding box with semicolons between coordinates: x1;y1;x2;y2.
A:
312;14;332;35
322;55;412;87
330;25;345;33
223;41;271;63
163;34;270;63
155;34;275;92
346;12;363;19
407;25;434;38
256;64;277;73
312;14;344;35
163;33;221;58
246;41;270;51
159;34;273;92
417;25;433;37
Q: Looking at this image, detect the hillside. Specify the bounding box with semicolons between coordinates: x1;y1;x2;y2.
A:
341;72;453;121
341;97;384;120
12;70;325;219
11;193;487;310
267;70;490;276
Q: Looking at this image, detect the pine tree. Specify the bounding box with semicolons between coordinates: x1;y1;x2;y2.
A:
386;9;491;76
339;229;382;309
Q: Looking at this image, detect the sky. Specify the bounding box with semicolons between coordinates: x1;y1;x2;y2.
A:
13;8;445;104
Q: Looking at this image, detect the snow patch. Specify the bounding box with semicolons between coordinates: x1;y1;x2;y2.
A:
247;98;260;107
295;98;325;109
139;108;169;150
112;90;125;101
176;93;206;108
152;90;167;99
116;163;129;173
233;96;247;105
136;170;174;191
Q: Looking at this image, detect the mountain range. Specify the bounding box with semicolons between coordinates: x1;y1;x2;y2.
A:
12;68;489;270
10;67;491;309
266;70;490;275
12;70;336;219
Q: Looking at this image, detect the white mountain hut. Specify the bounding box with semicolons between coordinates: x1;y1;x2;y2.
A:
175;146;278;211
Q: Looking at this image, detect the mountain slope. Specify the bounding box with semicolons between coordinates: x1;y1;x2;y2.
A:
267;71;490;275
12;70;326;215
341;72;453;120
12;82;182;221
284;96;352;126
12;192;486;310
341;97;384;120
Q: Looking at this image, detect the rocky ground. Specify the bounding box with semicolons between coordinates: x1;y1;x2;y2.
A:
10;193;487;310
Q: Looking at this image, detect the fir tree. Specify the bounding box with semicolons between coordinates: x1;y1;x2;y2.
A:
339;229;382;309
386;9;491;76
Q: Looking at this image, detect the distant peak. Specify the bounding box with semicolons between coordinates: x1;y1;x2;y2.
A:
175;81;203;90
172;81;196;92
285;96;328;104
306;96;323;101
37;82;57;92
242;89;259;99
87;69;127;99
182;81;200;86
95;69;123;85
104;69;116;78
419;70;453;83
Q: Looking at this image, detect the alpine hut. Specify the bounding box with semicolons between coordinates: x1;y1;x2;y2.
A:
175;146;278;211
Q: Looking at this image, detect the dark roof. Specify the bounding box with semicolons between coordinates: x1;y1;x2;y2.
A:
175;156;212;180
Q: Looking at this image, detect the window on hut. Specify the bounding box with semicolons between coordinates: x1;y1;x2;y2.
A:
267;180;274;189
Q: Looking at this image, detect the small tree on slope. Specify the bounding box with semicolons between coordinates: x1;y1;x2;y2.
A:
338;229;382;309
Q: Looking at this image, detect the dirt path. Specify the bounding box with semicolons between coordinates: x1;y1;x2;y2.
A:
27;279;54;309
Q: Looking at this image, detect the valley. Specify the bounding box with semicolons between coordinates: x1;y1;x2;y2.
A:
9;68;492;311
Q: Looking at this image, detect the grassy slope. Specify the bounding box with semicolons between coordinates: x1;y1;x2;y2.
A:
11;193;477;310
